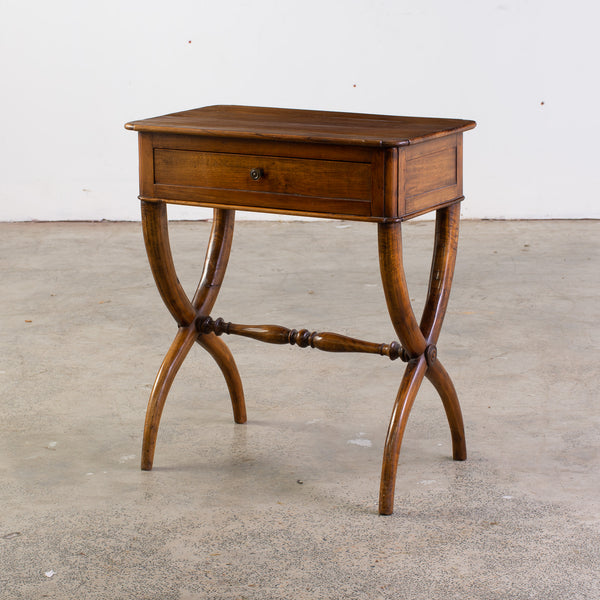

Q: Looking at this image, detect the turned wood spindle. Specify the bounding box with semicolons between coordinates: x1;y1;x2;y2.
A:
196;316;408;362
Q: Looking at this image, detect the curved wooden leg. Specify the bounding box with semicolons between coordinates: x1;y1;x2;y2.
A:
426;359;466;461
193;208;236;315
141;201;196;326
378;221;428;514
140;205;246;470
420;203;460;346
197;333;247;424
379;357;427;515
142;325;198;470
193;209;246;421
419;204;466;461
378;221;427;357
377;205;466;514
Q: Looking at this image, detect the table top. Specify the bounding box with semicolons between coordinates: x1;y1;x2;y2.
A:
125;105;475;148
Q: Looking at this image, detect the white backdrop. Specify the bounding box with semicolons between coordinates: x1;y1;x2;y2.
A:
1;0;598;221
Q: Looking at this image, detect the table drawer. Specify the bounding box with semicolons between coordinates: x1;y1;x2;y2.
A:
138;133;386;219
154;149;371;200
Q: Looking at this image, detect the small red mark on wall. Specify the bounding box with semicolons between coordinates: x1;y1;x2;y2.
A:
540;101;544;105
353;84;357;88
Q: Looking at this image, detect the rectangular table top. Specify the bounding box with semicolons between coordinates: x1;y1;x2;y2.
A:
125;105;475;148
127;105;476;222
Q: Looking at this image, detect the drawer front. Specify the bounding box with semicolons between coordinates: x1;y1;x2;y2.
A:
151;148;374;217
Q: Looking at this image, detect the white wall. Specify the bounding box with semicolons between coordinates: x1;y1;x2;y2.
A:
1;0;598;221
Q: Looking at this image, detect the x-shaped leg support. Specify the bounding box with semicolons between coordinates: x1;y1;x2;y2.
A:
139;200;466;516
140;201;246;471
377;203;466;515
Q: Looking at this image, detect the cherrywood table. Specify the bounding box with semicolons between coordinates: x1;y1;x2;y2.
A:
126;105;476;515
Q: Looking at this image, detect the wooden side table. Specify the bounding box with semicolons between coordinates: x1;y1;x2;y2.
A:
125;105;476;515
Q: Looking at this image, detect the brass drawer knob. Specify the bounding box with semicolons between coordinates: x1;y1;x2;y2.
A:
250;168;263;181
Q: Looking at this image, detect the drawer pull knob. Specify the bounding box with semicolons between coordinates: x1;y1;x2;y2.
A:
250;168;263;181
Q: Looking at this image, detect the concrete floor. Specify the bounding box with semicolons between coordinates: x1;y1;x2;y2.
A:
0;218;598;599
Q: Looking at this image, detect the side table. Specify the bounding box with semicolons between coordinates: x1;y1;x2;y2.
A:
125;105;476;515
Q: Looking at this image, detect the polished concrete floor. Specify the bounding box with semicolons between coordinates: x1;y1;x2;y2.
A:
0;219;598;599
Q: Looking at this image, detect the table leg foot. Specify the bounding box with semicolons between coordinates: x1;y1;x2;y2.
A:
426;359;466;461
197;333;247;424
141;325;198;471
379;356;427;515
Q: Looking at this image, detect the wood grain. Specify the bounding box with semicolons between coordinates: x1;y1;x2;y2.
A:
126;105;475;147
196;316;407;361
141;325;198;470
129;106;475;514
141;200;196;326
402;134;461;217
132;108;474;221
154;149;372;201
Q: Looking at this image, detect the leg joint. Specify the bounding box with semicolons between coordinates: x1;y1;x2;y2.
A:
424;344;437;366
